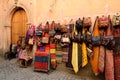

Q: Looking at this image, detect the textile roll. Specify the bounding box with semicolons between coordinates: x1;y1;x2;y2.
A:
90;17;100;76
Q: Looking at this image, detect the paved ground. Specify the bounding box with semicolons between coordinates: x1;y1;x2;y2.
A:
0;57;104;80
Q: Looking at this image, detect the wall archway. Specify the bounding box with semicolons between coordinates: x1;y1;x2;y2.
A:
11;7;28;44
5;3;32;46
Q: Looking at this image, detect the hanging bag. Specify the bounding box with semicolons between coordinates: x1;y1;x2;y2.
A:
112;13;120;27
61;34;70;43
42;33;49;44
41;36;49;44
98;15;109;28
61;25;69;33
83;17;92;28
28;37;34;45
49;21;56;37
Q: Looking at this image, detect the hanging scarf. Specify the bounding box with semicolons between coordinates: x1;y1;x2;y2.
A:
105;16;114;80
90;17;100;76
72;25;78;73
81;27;88;67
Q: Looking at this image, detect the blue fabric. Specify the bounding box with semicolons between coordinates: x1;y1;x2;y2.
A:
35;56;48;62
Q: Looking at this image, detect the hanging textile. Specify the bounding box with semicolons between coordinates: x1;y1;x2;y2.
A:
72;25;79;73
90;17;100;76
113;24;120;80
105;16;114;80
81;27;88;67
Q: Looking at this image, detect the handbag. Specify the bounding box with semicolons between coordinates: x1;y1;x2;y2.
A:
61;25;69;33
54;23;61;31
112;13;120;27
54;34;61;40
28;38;33;45
98;15;109;28
83;17;92;28
36;30;42;36
41;37;49;44
61;34;70;43
49;30;56;37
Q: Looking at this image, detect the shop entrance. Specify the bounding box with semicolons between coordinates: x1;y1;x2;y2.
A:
11;8;28;44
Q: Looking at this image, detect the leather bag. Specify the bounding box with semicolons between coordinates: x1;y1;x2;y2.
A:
112;13;120;27
98;15;109;28
28;38;34;45
41;37;49;44
61;34;70;43
61;25;69;33
83;17;92;28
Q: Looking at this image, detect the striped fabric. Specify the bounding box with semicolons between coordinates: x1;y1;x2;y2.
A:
34;51;50;71
50;44;57;69
56;43;62;63
105;19;114;80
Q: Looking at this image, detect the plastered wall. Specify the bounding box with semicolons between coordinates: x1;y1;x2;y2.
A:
0;0;120;55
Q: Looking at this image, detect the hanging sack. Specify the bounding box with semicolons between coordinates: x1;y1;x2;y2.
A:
83;17;92;28
112;13;120;27
61;25;69;33
28;38;34;45
98;15;109;28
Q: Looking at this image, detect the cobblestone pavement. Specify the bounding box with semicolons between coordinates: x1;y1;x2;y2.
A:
0;57;104;80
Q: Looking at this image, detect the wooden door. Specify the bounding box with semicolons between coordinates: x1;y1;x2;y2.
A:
11;9;28;44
